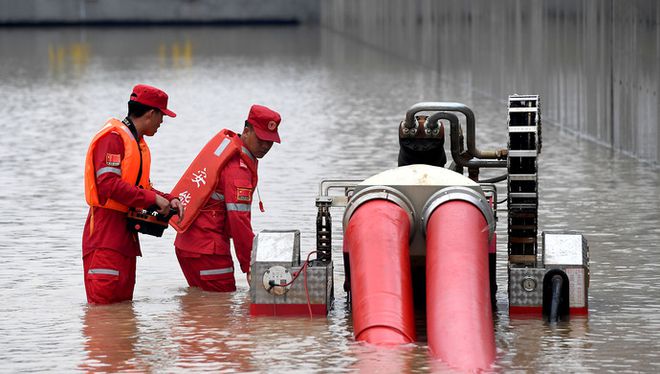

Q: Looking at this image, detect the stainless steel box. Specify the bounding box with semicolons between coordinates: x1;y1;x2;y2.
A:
542;231;589;310
250;230;333;316
252;229;300;267
509;231;590;314
543;231;589;267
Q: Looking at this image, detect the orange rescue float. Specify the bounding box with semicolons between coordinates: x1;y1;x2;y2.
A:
169;129;243;232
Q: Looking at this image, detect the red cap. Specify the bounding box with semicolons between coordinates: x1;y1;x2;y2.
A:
246;104;281;143
129;84;176;117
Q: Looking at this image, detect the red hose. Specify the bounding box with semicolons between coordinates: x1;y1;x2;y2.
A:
426;200;495;370
344;200;416;345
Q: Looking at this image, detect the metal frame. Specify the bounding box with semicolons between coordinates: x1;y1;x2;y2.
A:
507;95;541;265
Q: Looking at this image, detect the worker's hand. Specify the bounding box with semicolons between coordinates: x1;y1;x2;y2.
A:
247;271;252;288
155;194;171;216
170;198;185;221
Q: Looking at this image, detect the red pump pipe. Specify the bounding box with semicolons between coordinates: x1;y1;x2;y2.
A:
344;199;416;345
425;200;495;370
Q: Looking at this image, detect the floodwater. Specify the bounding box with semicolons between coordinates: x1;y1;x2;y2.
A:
0;25;659;373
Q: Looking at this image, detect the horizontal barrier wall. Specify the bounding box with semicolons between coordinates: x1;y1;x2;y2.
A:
322;0;659;165
0;0;319;24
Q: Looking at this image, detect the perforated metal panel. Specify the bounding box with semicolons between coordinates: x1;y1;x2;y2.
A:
509;267;545;307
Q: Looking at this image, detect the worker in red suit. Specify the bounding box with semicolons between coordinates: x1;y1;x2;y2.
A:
82;84;184;304
174;104;281;292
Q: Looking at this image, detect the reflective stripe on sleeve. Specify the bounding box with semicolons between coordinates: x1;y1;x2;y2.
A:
241;146;255;161
88;268;120;276
210;192;225;201
200;267;234;276
226;203;251;212
96;167;122;177
214;138;230;156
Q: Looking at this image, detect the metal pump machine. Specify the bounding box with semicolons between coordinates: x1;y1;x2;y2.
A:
249;95;589;327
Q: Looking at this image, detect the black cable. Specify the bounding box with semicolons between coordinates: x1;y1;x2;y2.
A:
478;173;508;183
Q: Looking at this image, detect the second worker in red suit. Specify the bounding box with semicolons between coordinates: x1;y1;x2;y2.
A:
82;84;184;304
174;105;281;292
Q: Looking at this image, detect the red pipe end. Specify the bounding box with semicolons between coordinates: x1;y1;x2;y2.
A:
357;326;414;345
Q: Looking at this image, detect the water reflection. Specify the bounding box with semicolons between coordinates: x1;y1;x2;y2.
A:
80;304;141;372
158;40;193;68
171;289;257;371
169;288;357;372
350;344;418;373
498;317;591;371
47;42;90;80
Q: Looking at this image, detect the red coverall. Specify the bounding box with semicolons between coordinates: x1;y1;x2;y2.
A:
174;145;257;292
82;131;173;304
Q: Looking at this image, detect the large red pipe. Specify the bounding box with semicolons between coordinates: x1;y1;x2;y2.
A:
344;199;416;345
426;200;495;370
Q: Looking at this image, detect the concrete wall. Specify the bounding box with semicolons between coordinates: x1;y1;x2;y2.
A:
0;0;319;24
322;0;660;166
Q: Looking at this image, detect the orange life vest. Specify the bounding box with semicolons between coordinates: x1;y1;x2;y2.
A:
170;129;257;233
84;118;151;213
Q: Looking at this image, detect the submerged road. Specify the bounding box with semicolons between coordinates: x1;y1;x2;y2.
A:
0;25;659;371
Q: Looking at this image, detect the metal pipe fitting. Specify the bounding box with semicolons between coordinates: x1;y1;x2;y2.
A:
404;102;506;161
423;116;440;136
425;111;507;169
343;185;417;241
399;120;418;137
421;186;495;240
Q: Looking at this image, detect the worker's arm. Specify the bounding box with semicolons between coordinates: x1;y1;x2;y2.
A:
94;133;157;209
152;185;175;202
151;183;183;219
221;162;255;274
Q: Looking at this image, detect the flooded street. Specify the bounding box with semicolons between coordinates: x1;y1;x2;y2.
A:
1;25;659;372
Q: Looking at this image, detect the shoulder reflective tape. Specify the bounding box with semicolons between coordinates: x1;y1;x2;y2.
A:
226;203;251;212
241;146;255;161
214;138;230;156
119;125;136;141
211;192;225;201
200;267;234;276
88;268;120;276
96;167;122;177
